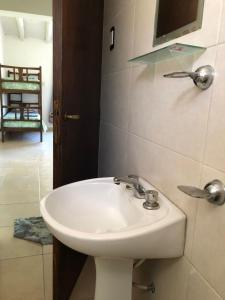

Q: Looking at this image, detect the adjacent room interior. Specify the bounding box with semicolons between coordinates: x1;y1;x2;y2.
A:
0;2;53;300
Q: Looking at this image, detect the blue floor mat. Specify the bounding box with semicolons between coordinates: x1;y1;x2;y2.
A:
14;216;53;245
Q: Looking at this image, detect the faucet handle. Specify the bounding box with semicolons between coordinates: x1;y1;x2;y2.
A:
143;190;160;210
145;190;158;201
177;186;209;198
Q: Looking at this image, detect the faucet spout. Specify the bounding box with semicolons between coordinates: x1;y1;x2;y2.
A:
113;175;146;199
114;175;137;185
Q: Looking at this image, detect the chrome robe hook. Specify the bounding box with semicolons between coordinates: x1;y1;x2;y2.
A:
164;65;215;90
178;179;225;206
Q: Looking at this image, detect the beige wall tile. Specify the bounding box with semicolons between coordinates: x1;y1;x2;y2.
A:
0;226;42;260
103;0;132;27
99;0;225;298
187;269;223;300
133;0;156;57
129;47;216;161
192;166;225;298
219;1;225;43
98;122;128;177
204;44;225;172
153;48;216;161
43;254;53;300
102;2;135;76
0;255;44;300
133;257;192;300
129;64;155;136
101;68;131;130
127;134;202;258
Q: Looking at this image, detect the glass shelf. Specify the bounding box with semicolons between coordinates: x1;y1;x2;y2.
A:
129;43;206;64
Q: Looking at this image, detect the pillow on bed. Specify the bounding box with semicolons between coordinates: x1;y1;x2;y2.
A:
27;75;39;81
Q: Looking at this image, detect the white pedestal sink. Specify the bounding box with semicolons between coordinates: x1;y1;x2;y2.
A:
40;177;186;300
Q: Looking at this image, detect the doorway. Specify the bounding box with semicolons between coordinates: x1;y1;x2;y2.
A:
0;4;53;300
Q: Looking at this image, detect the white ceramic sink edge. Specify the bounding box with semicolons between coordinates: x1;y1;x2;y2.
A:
41;177;186;259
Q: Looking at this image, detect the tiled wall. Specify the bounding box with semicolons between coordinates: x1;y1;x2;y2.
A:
99;1;225;299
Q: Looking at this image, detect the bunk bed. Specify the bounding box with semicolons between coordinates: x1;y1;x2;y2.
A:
0;64;42;142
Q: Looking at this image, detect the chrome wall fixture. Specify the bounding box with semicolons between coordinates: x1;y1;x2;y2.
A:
178;179;225;206
133;282;155;293
110;26;115;51
164;65;215;90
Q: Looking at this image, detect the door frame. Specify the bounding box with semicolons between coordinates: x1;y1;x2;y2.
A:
52;0;104;299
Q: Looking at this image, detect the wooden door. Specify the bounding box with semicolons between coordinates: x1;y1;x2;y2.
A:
53;0;104;299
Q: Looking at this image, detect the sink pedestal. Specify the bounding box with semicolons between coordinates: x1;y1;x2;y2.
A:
41;177;186;300
94;257;134;300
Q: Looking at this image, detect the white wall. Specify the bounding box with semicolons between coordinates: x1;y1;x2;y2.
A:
0;0;52;16
0;21;4;62
98;1;225;300
0;21;6;116
4;36;53;127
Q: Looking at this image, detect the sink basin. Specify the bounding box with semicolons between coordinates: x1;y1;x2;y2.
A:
41;177;185;258
41;177;186;300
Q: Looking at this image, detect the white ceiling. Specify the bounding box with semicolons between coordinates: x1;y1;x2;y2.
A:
0;11;52;43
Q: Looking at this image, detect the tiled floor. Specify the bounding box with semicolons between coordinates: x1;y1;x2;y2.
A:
0;131;53;300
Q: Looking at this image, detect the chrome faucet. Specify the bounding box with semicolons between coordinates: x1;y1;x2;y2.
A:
113;175;146;199
113;175;160;210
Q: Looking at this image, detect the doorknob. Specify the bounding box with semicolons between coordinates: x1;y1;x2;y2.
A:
64;113;80;120
178;179;225;206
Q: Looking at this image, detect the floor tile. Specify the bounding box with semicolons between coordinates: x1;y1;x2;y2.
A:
0;255;44;300
0;131;53;299
43;254;53;300
0;167;39;204
39;166;53;200
0;196;40;227
0;226;42;260
43;244;53;255
70;257;96;300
